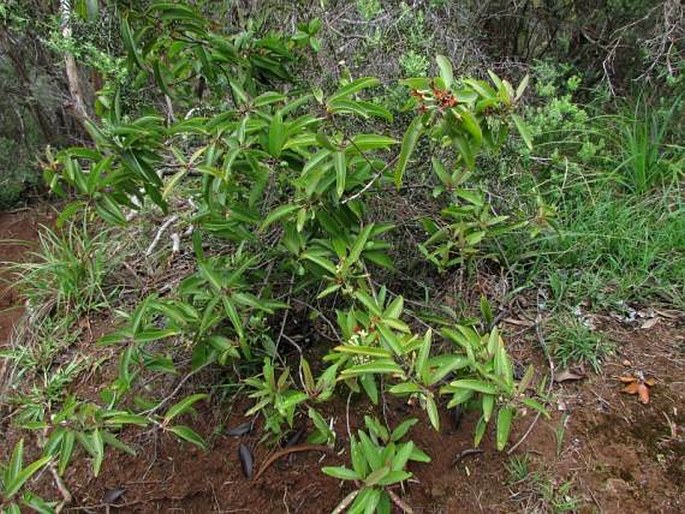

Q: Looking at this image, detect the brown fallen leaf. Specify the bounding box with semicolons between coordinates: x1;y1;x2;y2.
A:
553;368;586;383
620;375;654;404
641;317;658;329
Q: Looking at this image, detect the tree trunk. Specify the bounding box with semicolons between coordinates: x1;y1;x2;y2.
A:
60;0;90;127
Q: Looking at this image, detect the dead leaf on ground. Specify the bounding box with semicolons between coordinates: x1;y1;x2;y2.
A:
641;317;659;329
553;368;586;383
619;374;655;404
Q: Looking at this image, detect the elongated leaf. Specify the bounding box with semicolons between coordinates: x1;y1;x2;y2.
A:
91;429;104;477
496;407;514;451
511;114;533;150
260;203;300;231
301;253;338;276
448;379;498;394
348;224;374;267
167;425;206;449
322;465;360;481
350;134;398;151
394;117;423;188
425;395;440;431
267;111;284;157
163;393;208;424
333;151;346;198
8;439;24;484
328;77;380;103
436;55;454;88
340;360;405;378
58;431;75;476
334;345;392;358
4;455;52;498
121;18;145;70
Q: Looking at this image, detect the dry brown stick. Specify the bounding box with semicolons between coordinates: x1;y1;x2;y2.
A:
387;489;415;514
254;444;333;481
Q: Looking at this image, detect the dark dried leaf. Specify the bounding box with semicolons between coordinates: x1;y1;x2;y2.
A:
102;487;126;504
238;443;254;479
283;425;306;448
553;369;585;383
452;404;464;431
227;420;254;437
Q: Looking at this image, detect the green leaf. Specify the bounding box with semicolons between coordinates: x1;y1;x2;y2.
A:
91;429;104;477
459;108;483;144
348;224;374;267
302;253;338;276
267;111;285;157
334;345;392;358
260;203;300;231
482;393;495;423
121;18;145;71
328;77;380;103
474;416;487;447
364;466;390;487
58;431;75;476
8;439;24;484
104;413;150;427
511;114;533;150
388;382;421;395
353;290;382;316
394;116;423;189
496;407;514;451
436;55;454;88
167;425;207;449
390;441;414;472
333;151;346;198
454;135;475;169
350;134;398;151
390;418;418;442
448;379;498;395
163;393;208;424
4;455;52;498
425;395;440;431
321;466;360;481
516;74;529;100
340;360;405;378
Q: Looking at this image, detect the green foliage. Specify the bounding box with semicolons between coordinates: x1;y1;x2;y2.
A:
549;316;613;373
356;0;382;21
399;51;429;77
322;417;430;514
607;96;684;194
0;439;53;513
10;220;116;316
6;3;543;507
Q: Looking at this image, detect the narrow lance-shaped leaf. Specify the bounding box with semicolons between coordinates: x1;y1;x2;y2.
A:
511;114;533;150
328;77;380;103
394;116;423;189
496;407;515;451
333;150;346;198
163;393;208;424
436;54;454;88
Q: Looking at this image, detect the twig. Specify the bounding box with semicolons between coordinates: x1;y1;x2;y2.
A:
451;448;484;466
331;491;359;514
254;444;333;481
387;489;415;514
142;361;210;416
145;215;178;256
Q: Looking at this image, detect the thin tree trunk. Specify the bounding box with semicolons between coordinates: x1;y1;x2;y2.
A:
60;0;90;127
